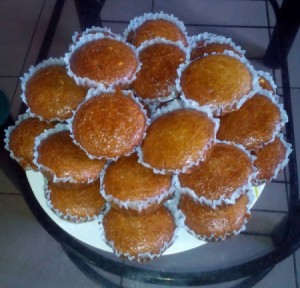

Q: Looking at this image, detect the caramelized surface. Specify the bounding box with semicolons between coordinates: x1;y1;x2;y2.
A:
26;65;87;120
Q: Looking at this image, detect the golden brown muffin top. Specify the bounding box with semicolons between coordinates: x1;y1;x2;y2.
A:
179;194;250;239
180;54;252;112
8;117;55;170
104;154;172;202
179;143;253;200
128;19;187;47
36;131;105;182
48;181;105;218
72;91;146;159
141;109;216;172
69;38;138;86
25;65;87;121
258;76;276;94
254;136;287;182
103;206;175;258
217;94;281;150
131;43;186;100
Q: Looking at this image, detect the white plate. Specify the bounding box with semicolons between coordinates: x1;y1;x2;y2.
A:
26;170;264;255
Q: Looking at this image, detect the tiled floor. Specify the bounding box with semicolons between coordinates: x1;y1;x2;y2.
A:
0;0;299;287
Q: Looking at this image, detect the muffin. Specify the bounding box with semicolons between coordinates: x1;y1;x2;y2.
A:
179;193;251;240
257;71;277;94
101;153;173;214
179;51;256;115
70;88;147;160
125;12;188;47
178;142;255;207
131;39;187;102
34;124;106;185
21;58;87;122
101;205;176;262
46;180;106;222
217;90;288;150
4;114;56;170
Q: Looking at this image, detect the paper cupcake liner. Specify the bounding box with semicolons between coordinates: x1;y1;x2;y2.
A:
99;162;176;213
20;57;67;123
132;37;190;104
67;87;150;161
176;190;255;241
176;50;260;116
253;133;292;185
98;202;180;263
64;33;141;90
137;98;220;175
123;11;188;45
174;140;257;209
257;70;277;93
44;180;101;223
33;123;101;184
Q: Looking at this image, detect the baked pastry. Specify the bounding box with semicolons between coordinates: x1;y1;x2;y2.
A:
257;71;277;94
70;89;147;159
102;205;176;262
102;153;173;214
46;180;105;221
4;114;55;170
21;58;87;121
217;91;287;150
179;193;251;240
178;142;255;207
131;40;187;101
179;52;254;115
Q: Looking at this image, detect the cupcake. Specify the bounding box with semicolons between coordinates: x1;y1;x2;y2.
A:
124;12;188;47
101;153;174;215
178;142;256;207
4;114;56;170
131;39;188;102
217;90;288;150
69;88;148;160
257;71;277;94
46;180;106;222
101;205;176;262
21;58;87;122
34;124;106;185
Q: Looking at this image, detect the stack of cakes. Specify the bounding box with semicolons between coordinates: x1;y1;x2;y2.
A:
4;12;292;263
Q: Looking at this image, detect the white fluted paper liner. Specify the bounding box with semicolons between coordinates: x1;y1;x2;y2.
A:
132;38;190;103
253;133;292;185
174;140;257;209
20;57;66;123
176;190;255;241
44;180;102;223
99;161;176;212
123;11;188;45
67;87;150;161
189;33;245;57
257;70;277;93
176;50;260;116
137;98;220;175
98;202;180;263
64;33;141;90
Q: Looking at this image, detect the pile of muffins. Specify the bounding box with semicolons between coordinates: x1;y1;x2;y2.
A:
4;12;292;263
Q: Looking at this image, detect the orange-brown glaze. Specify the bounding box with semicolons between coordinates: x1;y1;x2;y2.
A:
131;43;186;100
128;19;187;47
70;38;138;86
179;143;253;200
180;54;252;112
72;91;146;159
8;117;55;170
26;65;87;121
48;181;105;218
36;131;106;182
103;206;175;259
254;136;287;181
258;76;276;94
141;109;216;171
179;194;250;239
217;94;281;150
